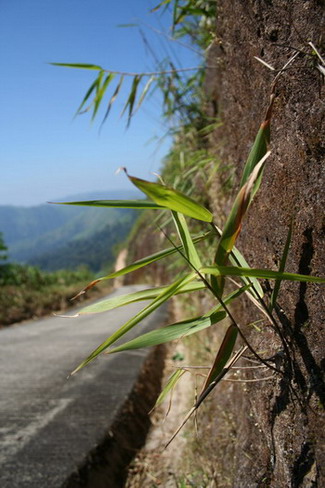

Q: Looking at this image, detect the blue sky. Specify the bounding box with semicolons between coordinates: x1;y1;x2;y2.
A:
0;0;199;206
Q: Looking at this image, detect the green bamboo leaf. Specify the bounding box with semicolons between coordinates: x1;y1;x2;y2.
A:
77;281;206;315
121;75;142;126
212;223;264;299
108;310;227;354
75;76;100;115
151;0;172;13
240;117;270;190
71;272;196;375
212;152;270;295
200;324;238;394
136;76;155;111
229;246;264;299
51;62;103;70
52;199;164;210
154;369;186;408
125;171;213;222
270;220;293;311
172;212;202;269
101;75;124;127
61;231;211;300
92;72;115;120
201;265;325;283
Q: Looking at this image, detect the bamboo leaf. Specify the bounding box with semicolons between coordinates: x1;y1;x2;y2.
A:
172;212;202;269
52;199;164;210
212;152;270;295
201;265;325;283
108;310;227;354
212;223;264;299
51;62;103;70
121;75;142;127
92;72;115;120
151;0;172;13
154;369;186;408
229;246;264;299
270;220;293;311
240;93;274;192
76;281;206;315
101;75;124;127
125;171;213;222
200;324;238;394
64;231;211;299
75;76;101;115
71;273;196;374
136;76;155;111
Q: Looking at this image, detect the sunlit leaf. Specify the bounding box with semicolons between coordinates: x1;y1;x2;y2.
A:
201;265;325;283
71;272;196;374
51;62;103;70
212;152;270;294
125;171;213;222
101;75;124;127
76;281;206;315
121;75;142;127
172;212;202;269
92;72;115;120
75;76;101;116
108;310;227;353
52;199;163;209
136;76;155;111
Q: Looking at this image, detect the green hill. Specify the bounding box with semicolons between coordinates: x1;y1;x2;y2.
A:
0;190;140;272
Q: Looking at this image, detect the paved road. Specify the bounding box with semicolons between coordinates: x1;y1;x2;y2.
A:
0;285;167;487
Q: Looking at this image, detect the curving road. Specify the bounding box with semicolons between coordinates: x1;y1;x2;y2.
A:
0;285;167;487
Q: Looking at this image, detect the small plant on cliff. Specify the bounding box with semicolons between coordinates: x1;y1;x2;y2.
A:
52;3;325;442
55;53;324;441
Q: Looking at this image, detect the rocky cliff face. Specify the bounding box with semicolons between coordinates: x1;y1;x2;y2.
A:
205;1;324;486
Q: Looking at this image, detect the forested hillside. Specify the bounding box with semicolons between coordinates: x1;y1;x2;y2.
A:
0;190;139;272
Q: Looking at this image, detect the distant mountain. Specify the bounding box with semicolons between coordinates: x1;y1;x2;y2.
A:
0;190;142;272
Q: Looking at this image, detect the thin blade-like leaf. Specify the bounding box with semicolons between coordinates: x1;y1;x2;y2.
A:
52;199;163;209
66;231;211;299
51;62;103;70
125;171;213;222
172;212;201;269
200;324;238;394
136;75;155;111
92;73;115;120
76;281;206;315
121;75;142;126
240;94;274;192
108;311;227;353
101;75;124;127
75;76;100;115
201;265;325;283
270;220;293;311
212;152;270;295
71;273;196;375
154;369;186;408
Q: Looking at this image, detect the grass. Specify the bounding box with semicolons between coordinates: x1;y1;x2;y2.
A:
0;264;111;326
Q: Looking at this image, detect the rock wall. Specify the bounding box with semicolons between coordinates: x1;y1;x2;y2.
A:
206;1;324;486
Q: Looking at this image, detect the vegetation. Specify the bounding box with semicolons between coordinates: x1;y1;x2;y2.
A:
0;251;99;326
54;0;324;464
56;72;324;445
0;196;136;272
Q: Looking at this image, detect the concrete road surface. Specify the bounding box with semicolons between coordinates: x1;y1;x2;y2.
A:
0;285;167;487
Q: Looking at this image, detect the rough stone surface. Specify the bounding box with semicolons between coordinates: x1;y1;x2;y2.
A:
205;1;325;487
